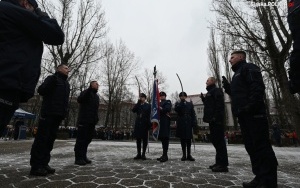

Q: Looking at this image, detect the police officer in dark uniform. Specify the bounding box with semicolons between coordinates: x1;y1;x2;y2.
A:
30;64;70;176
132;93;151;160
74;81;100;165
201;77;228;172
222;51;278;188
175;92;197;161
156;91;172;162
288;0;300;94
0;0;64;137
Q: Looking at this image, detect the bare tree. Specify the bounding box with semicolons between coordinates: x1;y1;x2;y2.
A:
208;28;222;88
101;40;139;128
211;0;300;135
137;68;168;103
39;0;107;126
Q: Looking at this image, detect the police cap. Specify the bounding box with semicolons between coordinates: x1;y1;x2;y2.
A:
179;92;187;97
139;93;146;98
159;91;166;97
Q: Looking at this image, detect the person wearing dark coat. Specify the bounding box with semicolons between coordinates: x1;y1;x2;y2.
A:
201;77;228;172
222;51;278;188
156;91;172;162
0;0;64;137
175;92;197;161
287;0;300;94
132;93;151;160
74;81;100;166
30;64;70;176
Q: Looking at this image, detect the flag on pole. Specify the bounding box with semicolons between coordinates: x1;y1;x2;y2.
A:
151;78;160;141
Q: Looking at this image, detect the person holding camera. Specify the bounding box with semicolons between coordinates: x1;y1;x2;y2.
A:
132;93;151;160
74;81;100;166
222;51;278;188
30;64;70;176
201;77;228;172
0;0;64;137
175;92;197;161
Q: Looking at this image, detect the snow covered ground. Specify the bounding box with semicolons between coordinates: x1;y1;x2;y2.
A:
0;140;299;187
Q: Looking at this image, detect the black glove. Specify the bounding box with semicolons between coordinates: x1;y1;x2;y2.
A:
200;93;205;100
35;8;49;18
222;76;231;94
28;0;38;9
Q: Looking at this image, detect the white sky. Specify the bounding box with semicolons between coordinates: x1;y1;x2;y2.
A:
101;0;216;95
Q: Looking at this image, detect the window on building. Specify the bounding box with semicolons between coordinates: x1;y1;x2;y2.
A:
200;107;203;114
197;108;200;113
198;118;202;124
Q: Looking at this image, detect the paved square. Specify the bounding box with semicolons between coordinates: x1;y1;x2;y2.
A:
0;140;299;188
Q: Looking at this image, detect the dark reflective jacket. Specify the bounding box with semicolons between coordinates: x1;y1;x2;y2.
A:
77;88;99;125
0;0;64;102
226;60;266;117
202;84;225;123
38;72;70;118
132;102;151;139
159;99;172;138
175;100;197;139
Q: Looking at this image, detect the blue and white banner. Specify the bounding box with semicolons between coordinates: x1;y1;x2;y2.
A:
151;79;160;141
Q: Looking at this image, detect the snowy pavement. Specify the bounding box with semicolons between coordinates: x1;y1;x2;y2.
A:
0;140;299;188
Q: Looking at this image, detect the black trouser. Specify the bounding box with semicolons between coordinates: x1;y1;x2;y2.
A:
180;139;192;156
30;115;63;169
209;121;228;167
136;136;148;155
74;124;95;160
0;91;20;136
160;137;169;156
238;114;278;187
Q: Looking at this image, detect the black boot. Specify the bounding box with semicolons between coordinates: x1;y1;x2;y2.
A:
141;152;147;160
186;142;195;161
157;155;163;161
209;164;217;169
181;147;186;161
75;159;87;165
134;154;142;160
212;165;228;172
160;155;168;162
160;149;168;162
30;167;47;176
45;165;55;174
242;178;259;188
84;157;92;164
141;139;147;160
134;139;142;160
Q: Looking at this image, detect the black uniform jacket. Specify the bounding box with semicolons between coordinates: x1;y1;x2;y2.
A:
175;100;197;139
132;102;151;139
38;72;70;118
225;60;266;117
77;88;100;126
202;84;225;124
159;99;172;138
0;0;64;102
